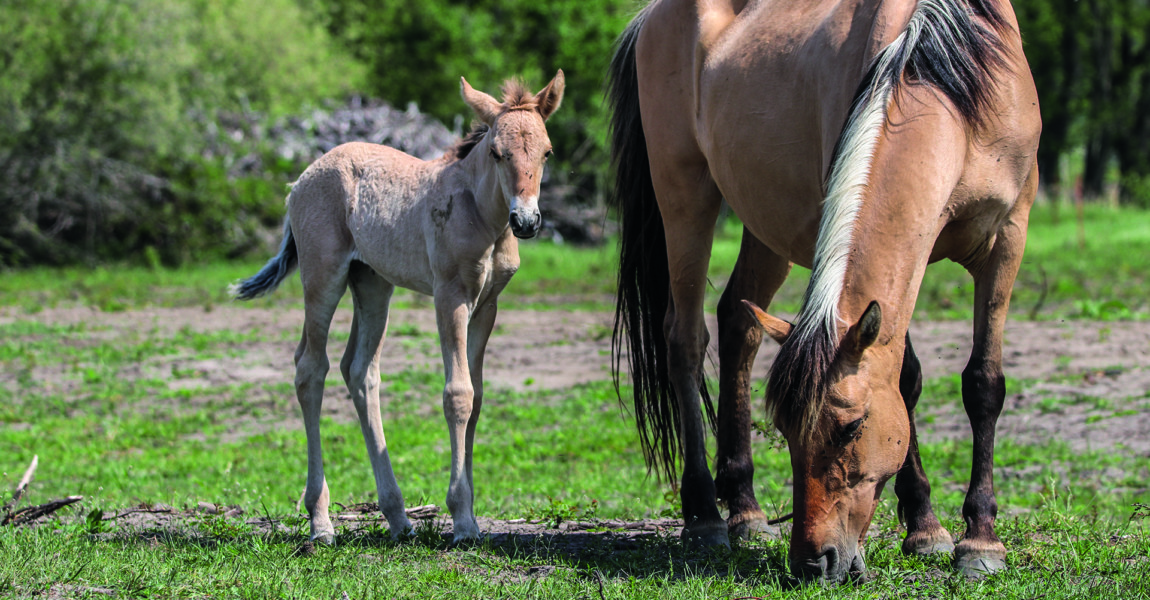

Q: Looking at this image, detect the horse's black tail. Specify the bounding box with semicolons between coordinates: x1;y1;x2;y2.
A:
607;9;715;483
231;217;298;300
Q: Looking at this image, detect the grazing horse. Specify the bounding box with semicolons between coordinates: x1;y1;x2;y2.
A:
233;72;564;544
609;0;1039;581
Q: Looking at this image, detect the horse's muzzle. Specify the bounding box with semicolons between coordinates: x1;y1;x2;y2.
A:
792;546;865;583
509;209;541;239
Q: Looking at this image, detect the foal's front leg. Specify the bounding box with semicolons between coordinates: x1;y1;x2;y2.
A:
435;289;482;543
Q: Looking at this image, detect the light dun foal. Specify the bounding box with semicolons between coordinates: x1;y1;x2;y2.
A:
233;72;564;544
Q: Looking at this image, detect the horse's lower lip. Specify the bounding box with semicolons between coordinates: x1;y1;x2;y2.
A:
512;228;537;239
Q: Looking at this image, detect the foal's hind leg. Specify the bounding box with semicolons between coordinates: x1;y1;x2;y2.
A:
341;261;412;538
652;162;728;548
895;333;954;555
294;261;348;544
955;173;1036;577
715;230;790;540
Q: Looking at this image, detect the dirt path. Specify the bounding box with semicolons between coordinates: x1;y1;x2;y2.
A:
4;306;1149;454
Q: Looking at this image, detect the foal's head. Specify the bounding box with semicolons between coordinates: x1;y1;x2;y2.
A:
748;300;909;582
460;71;565;239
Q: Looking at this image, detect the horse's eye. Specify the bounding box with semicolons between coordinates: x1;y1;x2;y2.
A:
837;418;864;447
544;149;553;160
490;147;502;162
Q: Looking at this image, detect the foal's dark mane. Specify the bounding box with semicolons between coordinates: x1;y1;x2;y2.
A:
766;0;1011;440
451;124;490;161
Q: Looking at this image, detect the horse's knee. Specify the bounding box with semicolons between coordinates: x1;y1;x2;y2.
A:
442;381;475;423
961;362;1005;422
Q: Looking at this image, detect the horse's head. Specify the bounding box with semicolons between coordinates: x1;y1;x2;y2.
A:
460;71;565;239
747;300;910;582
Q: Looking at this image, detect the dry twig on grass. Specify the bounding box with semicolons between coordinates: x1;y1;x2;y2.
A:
1;455;38;513
2;455;86;527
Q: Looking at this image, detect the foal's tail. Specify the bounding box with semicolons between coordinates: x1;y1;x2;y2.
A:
607;9;715;483
230;218;299;300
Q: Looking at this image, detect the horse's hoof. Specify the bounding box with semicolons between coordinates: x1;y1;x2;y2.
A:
953;541;1006;578
450;519;483;546
682;520;731;549
311;531;336;546
902;527;955;556
727;512;776;541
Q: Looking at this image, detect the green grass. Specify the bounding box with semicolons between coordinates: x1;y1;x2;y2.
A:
2;316;1148;597
2;203;1148;319
3;204;1149;597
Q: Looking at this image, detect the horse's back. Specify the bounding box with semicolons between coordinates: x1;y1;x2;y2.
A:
638;0;1037;267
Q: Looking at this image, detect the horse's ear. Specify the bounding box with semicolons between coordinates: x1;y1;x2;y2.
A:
461;77;502;126
742;300;791;345
533;69;565;121
845;301;882;356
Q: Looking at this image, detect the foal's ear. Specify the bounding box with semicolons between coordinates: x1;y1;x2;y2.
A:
742;300;792;345
461;77;502;126
533;69;565;121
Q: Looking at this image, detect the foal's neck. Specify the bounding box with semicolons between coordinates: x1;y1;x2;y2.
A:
451;137;511;239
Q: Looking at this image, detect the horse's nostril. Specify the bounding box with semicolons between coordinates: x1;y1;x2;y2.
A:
533;213;542;228
509;212;523;230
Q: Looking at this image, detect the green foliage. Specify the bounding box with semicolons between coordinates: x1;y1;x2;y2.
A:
1015;0;1150;204
0;0;362;267
319;0;633;202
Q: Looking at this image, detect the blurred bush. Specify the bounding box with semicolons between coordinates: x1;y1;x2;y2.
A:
0;0;363;267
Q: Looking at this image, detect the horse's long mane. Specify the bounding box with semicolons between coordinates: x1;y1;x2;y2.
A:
766;0;1009;440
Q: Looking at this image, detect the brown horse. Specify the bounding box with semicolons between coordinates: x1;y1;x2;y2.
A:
609;0;1039;582
233;72;564;545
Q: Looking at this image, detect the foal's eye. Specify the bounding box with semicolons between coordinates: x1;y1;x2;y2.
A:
837;418;865;447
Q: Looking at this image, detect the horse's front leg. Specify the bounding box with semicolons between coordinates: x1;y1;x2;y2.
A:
434;288;481;543
895;333;954;555
955;169;1036;577
715;229;790;540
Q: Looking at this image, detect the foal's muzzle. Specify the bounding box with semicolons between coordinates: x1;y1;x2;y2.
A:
509;209;542;239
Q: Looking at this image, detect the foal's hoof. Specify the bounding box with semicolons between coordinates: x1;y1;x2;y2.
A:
902;527;955;556
310;532;336;546
953;542;1007;578
682;520;731;550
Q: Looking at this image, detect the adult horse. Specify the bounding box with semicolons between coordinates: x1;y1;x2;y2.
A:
608;0;1039;582
234;72;564;545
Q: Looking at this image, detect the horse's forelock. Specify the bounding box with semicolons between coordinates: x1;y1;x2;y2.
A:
766;322;838;441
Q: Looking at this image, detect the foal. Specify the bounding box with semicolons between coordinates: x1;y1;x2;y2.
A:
233;72;564;544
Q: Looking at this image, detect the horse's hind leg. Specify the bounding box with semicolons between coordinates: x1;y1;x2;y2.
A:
341;261;412;538
955;170;1036;577
653;161;728;548
715;230;790;540
895;333;954;555
294;256;348;544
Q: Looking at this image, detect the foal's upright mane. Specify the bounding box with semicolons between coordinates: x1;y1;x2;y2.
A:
766;0;1010;440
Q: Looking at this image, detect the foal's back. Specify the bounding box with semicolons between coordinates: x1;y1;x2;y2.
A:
288;141;448;295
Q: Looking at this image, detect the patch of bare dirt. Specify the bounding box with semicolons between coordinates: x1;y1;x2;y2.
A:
3;306;1149;455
